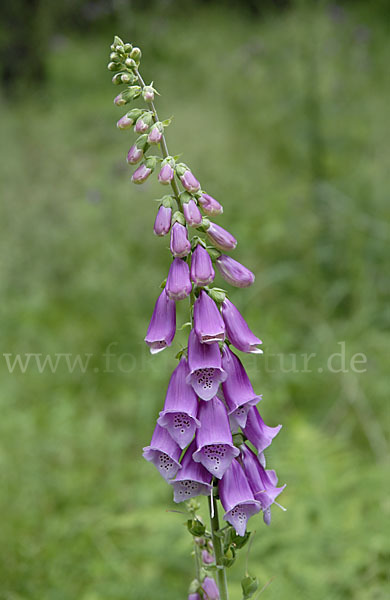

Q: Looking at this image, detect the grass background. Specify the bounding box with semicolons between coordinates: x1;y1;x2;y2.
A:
0;2;389;599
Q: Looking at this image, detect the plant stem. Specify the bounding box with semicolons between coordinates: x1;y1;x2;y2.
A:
134;68;182;211
208;491;229;600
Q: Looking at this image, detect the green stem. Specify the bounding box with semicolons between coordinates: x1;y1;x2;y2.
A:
134;67;182;211
193;539;202;583
208;492;229;600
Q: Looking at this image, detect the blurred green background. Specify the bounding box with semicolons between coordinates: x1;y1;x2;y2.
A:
0;1;389;599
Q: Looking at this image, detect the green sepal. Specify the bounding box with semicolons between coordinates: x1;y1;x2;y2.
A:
111;35;124;49
172;211;186;226
135;134;149;150
161;195;174;209
180;191;193;205
145;156;158;171
179;321;192;331
207;247;221;261
226;529;251;550
187;518;206;536
127;108;144;121
221;544;236;568
161;116;173;127
107;61;121;71
175;162;188;177
188;579;200;594
191;236;206;251
241;575;259;600
124;43;133;53
208;287;227;304
175;348;187;360
232;432;245;447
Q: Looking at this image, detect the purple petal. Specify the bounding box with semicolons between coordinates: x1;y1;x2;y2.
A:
192;397;239;479
166;258;192;300
190;244;215;286
218;459;261;536
157;357;200;449
221;298;262;354
221;345;261;427
242;406;282;454
194;290;225;344
206;222;236;251
154;205;172;236
171;440;212;502
216;255;255;288
170;222;191;258
201;577;220;600
198;193;223;216
187;329;226;400
240;444;285;511
144;289;176;354
143;423;182;481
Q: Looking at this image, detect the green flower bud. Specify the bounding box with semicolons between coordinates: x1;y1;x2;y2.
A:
111;35;124;50
175;162;188;177
125;57;137;69
116;45;125;54
221;544;236;567
208;287;227;304
187;518;206;537
130;47;142;61
124;43;133;53
112;73;123;85
110;52;120;61
121;73;132;83
241;575;258;600
107;61;121;71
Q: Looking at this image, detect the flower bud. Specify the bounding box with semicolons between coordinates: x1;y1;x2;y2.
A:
154;205;172;236
206;222;237;251
109;51;119;61
201;577;220;600
188;594;201;600
166;258;192;300
124;43;133;52
134;112;153;133
113;94;127;107
201;549;214;564
180;169;201;193
198;193;223;215
147;123;163;144
190;244;215;286
183;198;202;226
126;144;144;165
216;255;255;287
131;163;152;184
130;47;142;61
116;114;134;130
158;163;174;185
112;73;123;85
120;73;132;84
107;61;120;71
111;35;124;50
241;575;259;599
170;222;191;258
143;85;155;102
125;57;137;69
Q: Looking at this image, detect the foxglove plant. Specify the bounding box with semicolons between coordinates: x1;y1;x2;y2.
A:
108;36;285;600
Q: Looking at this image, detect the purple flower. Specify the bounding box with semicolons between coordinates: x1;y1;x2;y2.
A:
240;444;285;519
186;329;227;401
216;255;255;288
170;222;191;258
201;549;214;564
183;199;202;226
202;577;220;600
221;345;261;427
144;289;176;354
166;258;192;300
131;164;152;184
142;423;182;481
126;144;144;165
242;406;282;454
157;358;200;449
206;222;237;251
158;163;175;185
221;298;262;354
192;396;239;479
171;440;212;502
198;193;223;216
218;458;261;536
194;290;225;344
180;170;201;193
191;244;215;287
188;595;201;600
154;205;172;236
148;125;163;144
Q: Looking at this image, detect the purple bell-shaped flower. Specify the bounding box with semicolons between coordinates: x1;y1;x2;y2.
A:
216;255;255;288
157;357;200;449
170;222;191;258
194;290;225;344
218;458;261;536
190;244;215;287
201;577;220;600
221;345;261;427
142;423;182;481
186;329;227;401
240;443;286;523
171;440;212;503
192;396;239;479
242;406;282;454
166;258;192;300
144;289;176;354
221;298;262;354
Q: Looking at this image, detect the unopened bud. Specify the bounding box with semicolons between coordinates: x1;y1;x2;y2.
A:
130;47;142;61
120;73;131;83
187;518;206;537
109;52;120;61
208;287;227;304
124;43;133;52
143;85;155;102
112;73;123;85
241;575;258;599
107;61;120;71
148;123;163;144
125;57;137;69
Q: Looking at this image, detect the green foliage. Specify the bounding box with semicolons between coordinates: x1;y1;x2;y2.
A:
0;3;389;600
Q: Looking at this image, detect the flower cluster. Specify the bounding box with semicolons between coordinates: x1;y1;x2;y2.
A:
108;36;285;599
